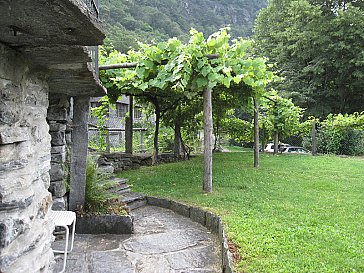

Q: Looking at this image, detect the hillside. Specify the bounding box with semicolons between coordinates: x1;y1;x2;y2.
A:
99;0;267;52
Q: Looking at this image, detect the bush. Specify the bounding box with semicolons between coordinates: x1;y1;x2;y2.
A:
84;158;127;215
316;127;364;156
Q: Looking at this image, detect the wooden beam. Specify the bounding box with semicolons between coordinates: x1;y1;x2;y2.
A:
98;54;219;71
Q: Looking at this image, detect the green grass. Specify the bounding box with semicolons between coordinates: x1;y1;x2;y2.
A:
120;151;364;273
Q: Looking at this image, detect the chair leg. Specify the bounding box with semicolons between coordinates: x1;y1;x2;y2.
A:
68;217;76;253
53;225;69;273
61;225;69;273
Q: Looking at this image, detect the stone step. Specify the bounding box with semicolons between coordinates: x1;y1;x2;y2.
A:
108;177;131;193
116;183;131;193
110;177;129;184
118;192;146;211
109;183;131;194
127;199;147;210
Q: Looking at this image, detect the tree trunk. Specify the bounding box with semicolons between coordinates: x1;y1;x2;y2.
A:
203;88;213;193
262;124;266;153
273;131;279;154
125;96;133;154
253;98;260;168
153;108;161;164
311;120;317;156
173;120;182;158
213;121;219;151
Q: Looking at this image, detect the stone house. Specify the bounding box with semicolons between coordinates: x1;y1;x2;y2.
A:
0;0;105;271
89;95;146;150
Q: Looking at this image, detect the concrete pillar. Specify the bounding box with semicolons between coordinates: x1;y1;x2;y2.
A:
69;96;90;211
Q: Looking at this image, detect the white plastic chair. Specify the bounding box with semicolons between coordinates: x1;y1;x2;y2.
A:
50;210;76;273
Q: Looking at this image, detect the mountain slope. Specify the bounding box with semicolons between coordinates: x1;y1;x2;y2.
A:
100;0;267;52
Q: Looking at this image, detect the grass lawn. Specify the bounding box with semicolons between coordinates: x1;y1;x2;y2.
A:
119;149;364;273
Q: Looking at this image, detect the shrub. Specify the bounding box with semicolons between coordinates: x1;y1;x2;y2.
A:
84;158;127;215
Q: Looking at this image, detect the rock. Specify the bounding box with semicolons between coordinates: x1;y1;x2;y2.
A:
76;215;134;234
49;181;66;198
50;163;65;182
98;165;114;174
48;122;66;132
50;131;66;146
0;126;29;144
52;197;66;211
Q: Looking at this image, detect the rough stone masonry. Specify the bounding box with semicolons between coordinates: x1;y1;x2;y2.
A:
0;0;104;271
0;44;55;272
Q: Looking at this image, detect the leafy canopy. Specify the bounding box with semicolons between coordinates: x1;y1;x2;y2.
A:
254;0;364;116
99;28;275;105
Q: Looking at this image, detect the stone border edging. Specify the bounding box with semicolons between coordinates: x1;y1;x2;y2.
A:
146;196;234;273
76;214;134;234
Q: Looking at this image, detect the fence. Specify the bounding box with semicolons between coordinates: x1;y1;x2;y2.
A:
88;125;148;152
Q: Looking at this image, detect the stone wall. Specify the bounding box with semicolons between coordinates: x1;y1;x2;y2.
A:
0;45;54;272
47;94;72;211
97;152;185;173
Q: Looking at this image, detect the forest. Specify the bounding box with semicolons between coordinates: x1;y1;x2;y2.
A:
96;0;364;157
99;0;267;52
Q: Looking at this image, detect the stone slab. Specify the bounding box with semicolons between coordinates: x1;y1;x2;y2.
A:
76;215;133;234
170;200;190;218
146;196;171;209
55;206;222;273
190;207;206;226
205;211;221;234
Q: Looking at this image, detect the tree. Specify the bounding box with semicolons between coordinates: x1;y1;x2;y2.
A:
99;28;274;192
254;0;364;117
260;91;304;153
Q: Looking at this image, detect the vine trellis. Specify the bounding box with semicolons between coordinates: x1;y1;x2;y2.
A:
98;28;274;193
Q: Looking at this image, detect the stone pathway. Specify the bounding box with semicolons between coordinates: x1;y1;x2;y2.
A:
54;206;222;273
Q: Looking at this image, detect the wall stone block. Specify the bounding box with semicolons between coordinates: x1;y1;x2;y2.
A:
52;197;66;211
51;151;66;163
49;122;67;132
0;102;21;125
0;218;28;249
0;194;34;211
0;126;29;144
51;145;66;154
0;79;21;102
50;131;66;146
50;163;65;182
47;106;68;121
49;180;66;198
0;159;28;174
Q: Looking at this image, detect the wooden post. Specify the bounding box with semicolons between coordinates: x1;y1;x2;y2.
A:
69;96;90;211
253;98;260;168
125;96;133;154
203;87;213;193
105;130;110;153
140;129;144;152
153;109;161;164
312;120;317;155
